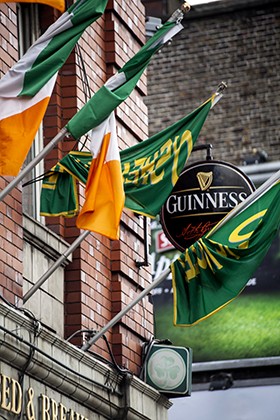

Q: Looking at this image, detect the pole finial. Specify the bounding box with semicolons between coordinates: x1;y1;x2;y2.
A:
217;81;228;93
168;1;191;22
181;2;191;14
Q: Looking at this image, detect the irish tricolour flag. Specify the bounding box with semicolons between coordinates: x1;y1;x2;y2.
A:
76;112;124;240
65;17;184;239
0;0;108;176
0;0;65;13
66;18;184;140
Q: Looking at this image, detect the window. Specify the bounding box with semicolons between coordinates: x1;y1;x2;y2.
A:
18;4;45;222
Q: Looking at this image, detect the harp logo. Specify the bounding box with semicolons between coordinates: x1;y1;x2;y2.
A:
197;171;213;191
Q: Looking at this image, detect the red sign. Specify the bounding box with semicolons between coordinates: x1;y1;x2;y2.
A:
155;230;174;253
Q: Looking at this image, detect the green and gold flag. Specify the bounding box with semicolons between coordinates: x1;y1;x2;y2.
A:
40;94;219;218
121;95;217;217
40;151;92;217
171;177;280;326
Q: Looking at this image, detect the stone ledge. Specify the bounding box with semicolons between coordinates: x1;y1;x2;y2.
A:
23;214;72;265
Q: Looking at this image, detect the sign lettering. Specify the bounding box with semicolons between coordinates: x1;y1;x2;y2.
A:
161;161;255;251
0;373;88;420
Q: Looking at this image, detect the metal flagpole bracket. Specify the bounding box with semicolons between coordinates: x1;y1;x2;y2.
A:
135;216;149;268
193;143;213;161
0;127;68;202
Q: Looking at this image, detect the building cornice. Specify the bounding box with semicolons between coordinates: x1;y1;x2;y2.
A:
0;302;171;418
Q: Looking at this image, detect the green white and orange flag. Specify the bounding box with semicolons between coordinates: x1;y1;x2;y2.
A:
171;175;280;326
66;18;184;140
76;112;124;240
0;0;65;12
59;16;184;238
40;93;220;237
0;0;108;176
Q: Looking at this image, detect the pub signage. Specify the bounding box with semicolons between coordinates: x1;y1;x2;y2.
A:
0;372;88;420
160;160;255;252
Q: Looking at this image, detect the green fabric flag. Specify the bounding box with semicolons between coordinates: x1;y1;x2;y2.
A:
121;95;215;216
66;19;183;139
0;0;109;176
171;178;280;326
20;0;109;96
40;95;218;217
40;151;92;217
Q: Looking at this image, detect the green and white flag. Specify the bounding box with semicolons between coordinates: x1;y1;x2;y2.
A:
40;94;220;218
0;0;108;176
171;176;280;326
66;19;184;140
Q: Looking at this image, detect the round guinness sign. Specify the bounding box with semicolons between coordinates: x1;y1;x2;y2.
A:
160;160;255;252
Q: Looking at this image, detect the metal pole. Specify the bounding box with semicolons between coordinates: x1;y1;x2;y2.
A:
81;168;280;351
0;127;68;202
21;83;225;306
17;2;193;305
22;229;90;304
81;267;171;351
208;168;280;236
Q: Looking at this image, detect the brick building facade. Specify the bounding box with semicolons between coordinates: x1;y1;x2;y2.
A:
144;0;280;168
0;1;171;418
1;0;279;417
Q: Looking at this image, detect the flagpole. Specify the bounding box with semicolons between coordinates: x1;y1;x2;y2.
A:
22;229;90;304
14;1;193;306
0;127;68;202
81;168;280;352
22;89;224;307
81;267;171;352
0;3;191;203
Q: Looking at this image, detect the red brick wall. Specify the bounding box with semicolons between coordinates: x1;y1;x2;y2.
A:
0;0;154;373
40;1;154;372
0;3;23;305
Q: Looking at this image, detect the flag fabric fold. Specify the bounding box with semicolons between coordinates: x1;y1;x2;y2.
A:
171;178;280;327
0;0;65;13
40;94;218;223
66;19;184;140
41;114;124;239
0;0;108;176
40;151;92;217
